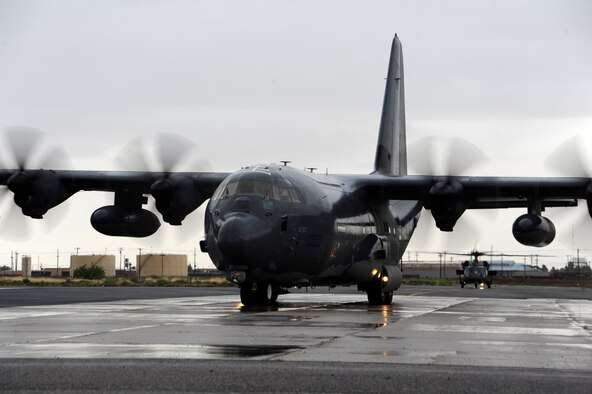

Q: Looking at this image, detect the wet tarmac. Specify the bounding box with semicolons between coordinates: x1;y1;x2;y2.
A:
1;286;591;392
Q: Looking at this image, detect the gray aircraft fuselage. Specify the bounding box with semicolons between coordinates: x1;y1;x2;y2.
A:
204;163;421;290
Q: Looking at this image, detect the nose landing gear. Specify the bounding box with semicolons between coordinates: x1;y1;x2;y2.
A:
240;282;280;306
366;286;393;305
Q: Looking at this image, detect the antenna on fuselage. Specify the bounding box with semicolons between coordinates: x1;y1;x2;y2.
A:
280;161;291;167
307;167;317;173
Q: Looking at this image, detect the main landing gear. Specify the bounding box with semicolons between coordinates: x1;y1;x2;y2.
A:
240;282;280;306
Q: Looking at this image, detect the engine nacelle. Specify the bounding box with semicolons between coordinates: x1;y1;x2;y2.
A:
7;170;73;218
346;262;402;293
512;213;555;247
91;205;160;237
151;174;205;225
428;180;465;231
380;264;402;292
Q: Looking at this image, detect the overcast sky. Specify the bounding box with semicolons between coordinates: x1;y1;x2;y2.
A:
0;0;591;268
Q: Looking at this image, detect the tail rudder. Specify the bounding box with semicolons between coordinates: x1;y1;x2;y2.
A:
373;35;406;176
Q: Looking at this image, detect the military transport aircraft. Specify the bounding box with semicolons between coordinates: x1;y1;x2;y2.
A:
0;35;588;306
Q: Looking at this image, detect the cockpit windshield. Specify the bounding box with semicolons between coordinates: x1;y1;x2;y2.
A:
467;266;487;277
223;179;273;199
211;170;302;203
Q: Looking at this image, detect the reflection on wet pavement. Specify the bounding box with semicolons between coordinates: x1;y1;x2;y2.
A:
0;292;590;370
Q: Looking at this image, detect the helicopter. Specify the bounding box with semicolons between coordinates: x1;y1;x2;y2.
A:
454;251;496;288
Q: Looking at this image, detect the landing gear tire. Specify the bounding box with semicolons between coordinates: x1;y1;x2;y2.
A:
256;282;279;305
460;282;465;288
474;283;478;289
241;282;279;306
367;287;393;305
240;284;257;306
486;281;491;288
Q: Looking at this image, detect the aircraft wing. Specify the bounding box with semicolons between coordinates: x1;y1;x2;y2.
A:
0;169;230;234
352;174;586;208
344;174;587;245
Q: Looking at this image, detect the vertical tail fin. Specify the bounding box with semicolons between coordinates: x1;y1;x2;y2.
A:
373;35;406;175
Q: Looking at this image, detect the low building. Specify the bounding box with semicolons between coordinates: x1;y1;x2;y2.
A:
136;254;187;277
70;255;116;277
402;261;460;278
488;260;549;278
402;259;550;279
40;268;69;278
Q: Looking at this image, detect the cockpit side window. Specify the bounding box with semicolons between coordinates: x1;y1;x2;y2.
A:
284;179;301;203
272;174;301;203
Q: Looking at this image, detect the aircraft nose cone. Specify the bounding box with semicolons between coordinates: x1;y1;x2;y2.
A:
216;214;272;266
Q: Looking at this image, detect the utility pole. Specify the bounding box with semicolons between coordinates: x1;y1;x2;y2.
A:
119;248;123;271
56;249;59;277
577;248;581;279
450;256;453;278
138;248;143;277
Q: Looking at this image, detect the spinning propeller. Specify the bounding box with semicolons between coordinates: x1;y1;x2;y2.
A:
544;134;592;247
0;127;72;241
408;135;497;251
112;132;212;247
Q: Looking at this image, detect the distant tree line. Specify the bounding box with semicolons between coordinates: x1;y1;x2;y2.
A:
551;261;592;278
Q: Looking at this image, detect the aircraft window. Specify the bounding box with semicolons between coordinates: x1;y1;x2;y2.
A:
222;181;238;198
288;188;301;203
219;179;273;199
272;175;301;203
211;184;225;201
278;187;292;202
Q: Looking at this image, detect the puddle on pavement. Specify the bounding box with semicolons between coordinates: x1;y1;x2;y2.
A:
203;344;302;358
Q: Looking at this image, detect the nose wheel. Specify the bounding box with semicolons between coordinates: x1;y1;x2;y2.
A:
240;282;279;306
366;284;393;305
